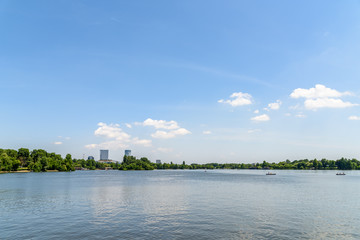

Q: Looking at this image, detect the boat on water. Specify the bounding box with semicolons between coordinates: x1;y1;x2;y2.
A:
266;172;276;175
336;172;346;175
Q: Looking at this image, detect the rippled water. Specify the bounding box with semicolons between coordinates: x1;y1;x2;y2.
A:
1;170;360;239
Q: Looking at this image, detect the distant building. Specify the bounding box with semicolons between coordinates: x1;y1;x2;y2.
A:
88;156;94;160
156;160;162;164
100;150;109;160
125;150;131;156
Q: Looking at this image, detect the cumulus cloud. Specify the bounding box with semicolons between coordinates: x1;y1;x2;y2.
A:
143;118;179;130
251;114;270;122
84;143;98;149
142;118;191;139
202;130;212;135
218;92;252;106
151;128;191;139
254;109;259;114
290;84;357;110
95;122;131;141
304;98;357;110
53;141;62;145
267;100;282;110
349;116;360;120
85;122;152;149
85;140;128;150
290;84;351;99
125;123;132;128
132;137;152;147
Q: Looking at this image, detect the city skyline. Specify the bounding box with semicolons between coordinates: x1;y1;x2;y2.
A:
2;1;360;163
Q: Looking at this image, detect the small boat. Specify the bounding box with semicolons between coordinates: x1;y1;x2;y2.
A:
266;172;276;175
336;172;346;175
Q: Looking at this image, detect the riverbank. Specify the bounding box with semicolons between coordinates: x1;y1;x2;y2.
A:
0;170;30;173
0;169;60;174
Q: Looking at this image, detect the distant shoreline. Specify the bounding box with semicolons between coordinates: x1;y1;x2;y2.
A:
1;148;359;173
0;168;354;175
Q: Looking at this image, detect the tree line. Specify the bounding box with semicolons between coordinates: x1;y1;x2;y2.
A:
154;158;360;170
1;148;360;172
0;148;74;172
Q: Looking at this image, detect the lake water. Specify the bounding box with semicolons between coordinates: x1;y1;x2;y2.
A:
1;170;360;239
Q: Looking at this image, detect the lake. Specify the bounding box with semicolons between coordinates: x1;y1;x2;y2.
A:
1;170;360;239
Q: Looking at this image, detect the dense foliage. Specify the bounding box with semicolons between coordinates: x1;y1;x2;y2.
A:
72;158;120;170
0;148;74;172
72;156;154;170
119;156;154;170
154;158;360;170
1;148;360;172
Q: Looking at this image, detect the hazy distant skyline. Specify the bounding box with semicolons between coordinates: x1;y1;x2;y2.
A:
2;1;360;163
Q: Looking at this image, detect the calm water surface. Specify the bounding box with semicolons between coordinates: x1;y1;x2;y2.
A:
1;170;360;239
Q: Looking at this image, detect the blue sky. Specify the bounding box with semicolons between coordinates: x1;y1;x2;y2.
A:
1;0;360;163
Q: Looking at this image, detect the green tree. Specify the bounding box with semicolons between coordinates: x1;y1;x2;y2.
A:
313;159;319;169
18;148;30;166
0;153;12;171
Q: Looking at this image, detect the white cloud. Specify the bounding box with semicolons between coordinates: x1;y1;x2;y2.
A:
125;123;132;128
85;122;152;149
254;109;259;114
53;141;62;145
85;140;128;150
304;98;358;110
84;143;97;149
218;92;252;106
290;84;351;99
295;114;306;118
203;130;212;135
151;128;191;139
143;118;179;130
251;114;270;122
285;113;291;117
142;118;191;139
267;100;282;110
95;122;131;141
349;116;360;120
290;84;357;110
132;138;152;147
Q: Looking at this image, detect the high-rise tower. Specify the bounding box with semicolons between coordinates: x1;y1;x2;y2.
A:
100;150;109;160
125;150;131;156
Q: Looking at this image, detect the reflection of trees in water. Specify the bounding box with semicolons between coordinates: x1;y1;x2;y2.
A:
89;173;189;230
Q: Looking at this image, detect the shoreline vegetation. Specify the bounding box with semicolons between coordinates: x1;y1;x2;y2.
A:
1;148;360;173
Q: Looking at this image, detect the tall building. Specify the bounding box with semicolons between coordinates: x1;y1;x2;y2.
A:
100;150;109;160
88;156;94;160
125;150;131;156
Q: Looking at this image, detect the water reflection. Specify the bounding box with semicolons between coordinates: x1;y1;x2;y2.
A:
2;170;360;239
89;172;190;234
